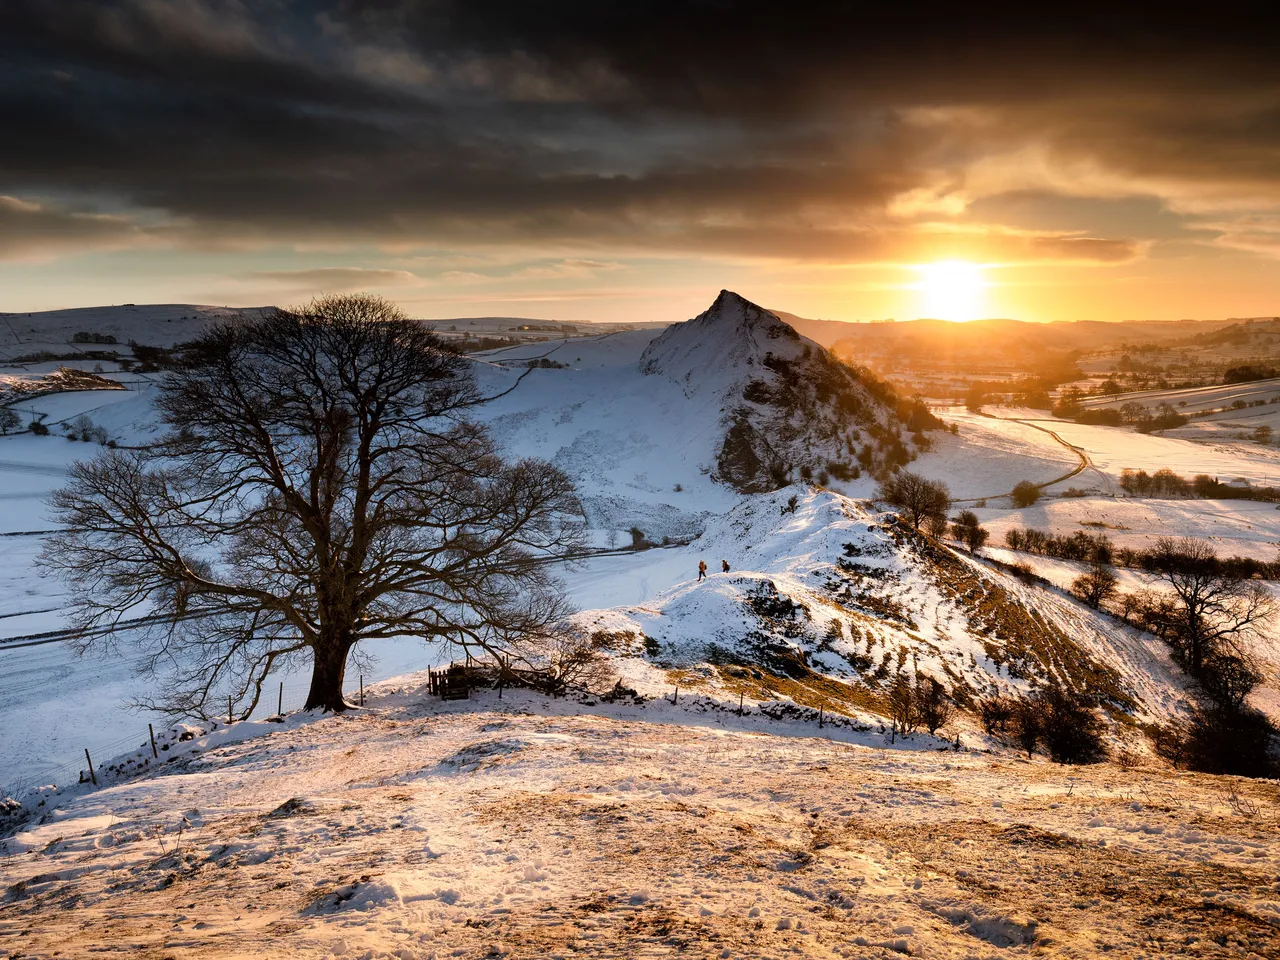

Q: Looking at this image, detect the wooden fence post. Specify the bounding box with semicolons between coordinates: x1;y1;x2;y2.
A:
738;692;744;716
228;695;233;724
84;749;97;786
148;723;158;759
819;706;824;729
278;682;283;716
360;675;365;707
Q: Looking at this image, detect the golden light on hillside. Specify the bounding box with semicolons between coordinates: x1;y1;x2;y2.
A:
915;260;988;321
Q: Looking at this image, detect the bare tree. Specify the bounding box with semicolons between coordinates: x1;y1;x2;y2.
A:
1071;554;1119;609
950;510;989;553
1142;537;1273;675
43;295;585;717
878;470;950;532
886;672;919;740
913;675;952;734
0;406;20;435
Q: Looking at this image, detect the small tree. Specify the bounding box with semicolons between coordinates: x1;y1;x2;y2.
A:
950;510;989;553
878;470;950;532
914;676;952;734
1071;554;1119;609
0;407;20;435
1036;687;1107;764
1011;697;1042;758
979;694;1016;737
1010;481;1041;508
1158;705;1280;778
1143;537;1273;676
886;673;918;739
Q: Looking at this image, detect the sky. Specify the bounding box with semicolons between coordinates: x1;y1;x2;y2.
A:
2;1;1279;325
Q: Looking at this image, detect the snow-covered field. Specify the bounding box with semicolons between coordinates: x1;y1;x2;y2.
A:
3;682;1278;959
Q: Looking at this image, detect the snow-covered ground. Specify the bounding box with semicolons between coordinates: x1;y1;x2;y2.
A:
3;682;1278;959
0;306;1269;787
3;298;1280;958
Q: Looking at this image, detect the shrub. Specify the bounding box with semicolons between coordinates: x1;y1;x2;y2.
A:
887;674;918;739
1071;563;1119;609
950;510;990;553
979;695;1016;737
29;420;49;436
1035;687;1107;764
1010;481;1041;508
913;676;952;735
1158;705;1280;778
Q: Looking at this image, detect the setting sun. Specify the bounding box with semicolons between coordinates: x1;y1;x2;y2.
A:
915;260;989;322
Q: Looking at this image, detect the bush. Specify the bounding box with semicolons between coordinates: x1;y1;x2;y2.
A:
950;510;989;553
1035;687;1107;765
29;420;49;436
984;688;1106;764
1071;564;1119;609
1158;705;1280;778
1010;481;1041;508
913;676;952;735
887;674;918;738
979;695;1016;737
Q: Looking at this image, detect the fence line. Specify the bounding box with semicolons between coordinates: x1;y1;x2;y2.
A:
1;660;435;801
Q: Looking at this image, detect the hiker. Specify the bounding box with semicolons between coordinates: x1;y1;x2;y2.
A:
697;560;707;581
721;560;731;573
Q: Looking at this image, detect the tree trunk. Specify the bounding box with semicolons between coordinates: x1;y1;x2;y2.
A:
305;636;353;712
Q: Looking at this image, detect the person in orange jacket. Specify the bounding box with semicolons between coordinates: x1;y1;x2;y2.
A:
697;560;707;581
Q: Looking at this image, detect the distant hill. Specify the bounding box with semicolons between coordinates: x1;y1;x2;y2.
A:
771;310;1240;354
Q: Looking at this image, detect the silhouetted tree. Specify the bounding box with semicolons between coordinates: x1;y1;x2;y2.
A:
1071;554;1119;609
878;470;950;532
44;295;584;718
950;510;989;553
1142;537;1273;675
914;676;952;734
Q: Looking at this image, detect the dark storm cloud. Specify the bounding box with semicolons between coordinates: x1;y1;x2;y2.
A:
1;1;1278;262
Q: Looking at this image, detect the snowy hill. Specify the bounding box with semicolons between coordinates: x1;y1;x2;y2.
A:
639;290;933;492
467;290;936;536
0;304;267;357
6;684;1278;959
586;486;1188;727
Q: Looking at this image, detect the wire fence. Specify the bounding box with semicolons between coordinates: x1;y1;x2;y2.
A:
1;652;443;802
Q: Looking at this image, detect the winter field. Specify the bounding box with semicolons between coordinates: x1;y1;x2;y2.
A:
3;301;1280;957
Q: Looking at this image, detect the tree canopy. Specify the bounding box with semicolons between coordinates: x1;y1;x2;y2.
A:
44;295;585;716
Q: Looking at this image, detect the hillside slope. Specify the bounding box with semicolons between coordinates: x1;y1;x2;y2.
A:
641;291;934;492
585;486;1189;728
4;684;1277;960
